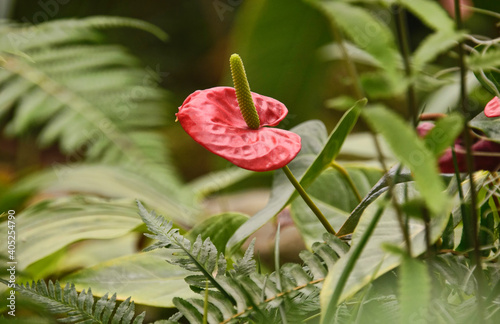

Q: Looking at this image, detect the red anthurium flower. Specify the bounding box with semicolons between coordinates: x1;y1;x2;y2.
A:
176;86;301;172
417;122;500;173
484;97;500;118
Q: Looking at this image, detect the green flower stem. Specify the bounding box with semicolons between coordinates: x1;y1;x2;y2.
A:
454;0;485;319
230;54;260;129
330;162;362;203
281;165;336;235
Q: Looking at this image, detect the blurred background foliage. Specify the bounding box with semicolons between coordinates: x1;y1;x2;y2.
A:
2;0;499;180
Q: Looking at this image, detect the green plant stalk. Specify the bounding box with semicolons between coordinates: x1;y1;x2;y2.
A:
454;0;485;318
330;162;362;203
393;4;418;127
282;165;336;235
321;202;387;323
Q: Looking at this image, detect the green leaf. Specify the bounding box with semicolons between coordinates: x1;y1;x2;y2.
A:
291;165;383;247
468;49;500;72
398;256;431;323
0;197;143;270
469;111;500;143
320;182;451;319
226;99;366;255
64;251;195;308
187;213;249;253
423;113;464;156
399;0;455;32
336;166;414;236
363;105;447;214
413;30;466;71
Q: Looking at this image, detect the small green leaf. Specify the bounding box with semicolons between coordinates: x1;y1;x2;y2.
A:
363;105;447;214
399;0;455;32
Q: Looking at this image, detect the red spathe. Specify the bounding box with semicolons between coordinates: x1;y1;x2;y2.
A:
176;87;301;172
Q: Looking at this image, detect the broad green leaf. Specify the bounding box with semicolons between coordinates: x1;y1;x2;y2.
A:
320;182;451;320
226;100;366;255
413;30;466;71
423;113;464;156
469;111;500;143
291;165;383;247
230;0;333;123
0;197;144;270
363;105;447;214
399;0;455;32
399;256;431;322
64;250;195;307
187;213;249;253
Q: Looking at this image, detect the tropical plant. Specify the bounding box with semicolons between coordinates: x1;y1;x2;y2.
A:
1;0;500;323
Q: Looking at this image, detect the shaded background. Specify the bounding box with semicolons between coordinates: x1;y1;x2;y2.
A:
3;0;500;180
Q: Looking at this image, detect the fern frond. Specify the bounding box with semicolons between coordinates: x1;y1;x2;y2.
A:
138;202;231;301
139;204;345;324
0;279;145;324
0;16;180;190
